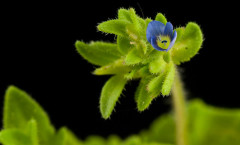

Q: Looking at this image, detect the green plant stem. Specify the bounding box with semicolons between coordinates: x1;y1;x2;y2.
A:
172;69;187;145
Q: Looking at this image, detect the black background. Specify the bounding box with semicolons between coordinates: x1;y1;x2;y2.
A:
0;0;239;139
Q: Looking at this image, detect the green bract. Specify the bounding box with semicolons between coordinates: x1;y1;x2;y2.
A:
75;8;203;119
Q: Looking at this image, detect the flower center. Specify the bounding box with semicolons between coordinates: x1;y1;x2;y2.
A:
157;35;171;50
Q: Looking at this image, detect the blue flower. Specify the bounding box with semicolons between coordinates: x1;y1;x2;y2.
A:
147;21;177;51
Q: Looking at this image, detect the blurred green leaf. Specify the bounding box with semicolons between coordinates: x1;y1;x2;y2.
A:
0;129;31;145
100;75;127;119
75;41;121;66
171;22;203;65
161;62;175;96
3;86;55;144
97;20;131;36
155;13;167;25
53;127;82;145
188;100;240;145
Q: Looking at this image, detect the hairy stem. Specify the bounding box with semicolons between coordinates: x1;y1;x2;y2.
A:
172;69;187;145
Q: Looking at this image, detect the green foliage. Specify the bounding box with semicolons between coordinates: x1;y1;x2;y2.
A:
75;41;121;66
3;86;55;144
171;22;203;64
76;7;203;118
100;75;127;119
142;100;240;145
155;13;167;25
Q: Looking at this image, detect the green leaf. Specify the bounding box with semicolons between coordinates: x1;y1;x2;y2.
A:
140;114;175;144
0;129;32;145
174;27;184;43
129;8;141;31
171;22;203;65
136;77;156;111
125;48;142;65
85;136;106;145
188;100;240;145
118;8;132;22
75;41;121;66
155;13;167;25
100;75;127;119
97;19;131;36
117;36;132;55
93;59;130;75
27;119;39;145
149;53;166;74
107;135;121;145
53;127;82;145
3;86;55;144
161;62;175;96
147;74;165;96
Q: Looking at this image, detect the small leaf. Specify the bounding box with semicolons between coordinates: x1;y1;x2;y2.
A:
27;119;39;145
3;86;55;144
93;59;130;75
97;19;130;36
85;136;106;145
155;13;167;25
100;75;127;119
117;36;132;55
136;77;156;111
0;129;32;145
53;127;82;145
129;8;141;31
163;52;171;63
149;53;166;74
161;62;175;96
118;8;132;22
125;48;142;65
75;41;121;66
147;74;165;96
171;22;203;65
174;27;184;43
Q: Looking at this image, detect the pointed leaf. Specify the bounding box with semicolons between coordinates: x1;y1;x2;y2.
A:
3;86;55;144
155;13;167;25
27;119;39;145
136;77;156;111
171;22;203;65
100;75;127;119
53;127;82;145
161;62;175;96
147;74;165;96
118;8;132;22
75;41;121;66
97;19;130;36
129;8;141;31
93;59;130;75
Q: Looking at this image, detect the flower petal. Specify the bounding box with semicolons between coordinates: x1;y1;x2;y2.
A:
151;36;168;51
163;22;173;36
167;30;177;51
147;20;165;43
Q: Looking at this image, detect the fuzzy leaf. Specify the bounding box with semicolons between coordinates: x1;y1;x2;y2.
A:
155;13;167;25
118;8;132;22
129;8;141;31
149;54;166;74
117;36;132;55
97;19;130;36
147;74;165;96
3;86;55;144
171;22;203;65
100;75;127;119
93;59;130;75
136;77;156;111
125;48;142;65
161;62;175;96
75;41;121;66
27;119;39;145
